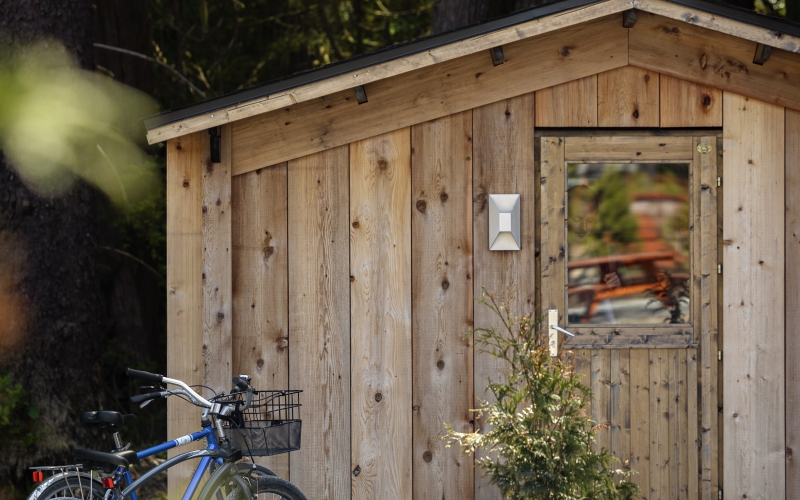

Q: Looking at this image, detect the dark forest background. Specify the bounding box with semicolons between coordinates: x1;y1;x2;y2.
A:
0;0;795;497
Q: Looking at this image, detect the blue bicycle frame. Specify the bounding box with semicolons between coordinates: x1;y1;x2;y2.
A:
118;426;222;500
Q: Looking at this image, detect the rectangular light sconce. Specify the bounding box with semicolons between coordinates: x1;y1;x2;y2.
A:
489;194;521;250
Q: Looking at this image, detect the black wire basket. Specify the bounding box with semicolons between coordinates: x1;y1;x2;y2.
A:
222;390;302;457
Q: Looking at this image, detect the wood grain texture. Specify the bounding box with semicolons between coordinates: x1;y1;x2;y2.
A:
610;349;631;479
630;11;800;112
231;164;290;477
722;92;785;499
535;76;598;127
694;135;719;500
287;146;351;499
687;349;699;500
166;133;204;498
649;349;670;500
350;128;412;500
231;16;627;175
787;108;800;500
591;350;611;454
146;0;636;144
202;124;233;398
564;135;694;163
659;75;722;128
472;94;537;499
597;66;660;127
411;112;474;500
634;0;800;53
539;136;566;329
630;349;651;499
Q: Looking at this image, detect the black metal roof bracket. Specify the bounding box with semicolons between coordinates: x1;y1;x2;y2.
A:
354;85;368;104
490;46;505;66
753;43;772;65
623;9;637;28
208;127;221;163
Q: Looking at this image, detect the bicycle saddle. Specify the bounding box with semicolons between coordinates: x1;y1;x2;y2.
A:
80;411;136;429
74;449;139;472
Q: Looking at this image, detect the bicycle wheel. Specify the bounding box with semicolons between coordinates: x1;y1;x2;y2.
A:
199;463;306;500
30;475;105;500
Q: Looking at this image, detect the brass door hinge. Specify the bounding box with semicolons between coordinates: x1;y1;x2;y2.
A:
718;350;722;361
717;264;722;274
717;176;721;187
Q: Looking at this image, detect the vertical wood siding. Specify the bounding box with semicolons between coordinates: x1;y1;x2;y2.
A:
231;163;290;477
472;95;537;499
287;146;351;499
166;132;204;498
787;108;800;500
349;129;413;500
722;92;785;498
411;112;475;500
167;73;746;498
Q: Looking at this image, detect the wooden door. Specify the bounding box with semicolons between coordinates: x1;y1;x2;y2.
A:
539;133;719;499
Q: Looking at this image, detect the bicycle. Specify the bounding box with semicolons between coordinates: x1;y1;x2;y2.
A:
27;368;306;500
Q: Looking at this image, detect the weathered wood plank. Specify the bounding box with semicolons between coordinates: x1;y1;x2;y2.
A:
350;128;412;500
146;0;636;144
787;108;800;500
630;11;800;112
411;111;474;500
231;16;627;175
535;76;598;127
687;349;699;500
694;134;719;500
592;350;611;454
659;74;722;128
473;94;536;499
202;124;233;398
630;349;651;499
166;132;204;498
597;66;660;127
634;0;800;53
564;135;694;163
610;349;631;480
649;349;669;500
539;136;565;333
722;93;785;498
287;146;350;499
231;163;290;477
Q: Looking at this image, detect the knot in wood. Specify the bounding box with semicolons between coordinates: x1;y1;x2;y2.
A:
256;358;264;369
632;109;640;119
374;392;383;402
202;205;208;214
217;312;225;322
436;359;445;370
422;451;433;462
702;95;712;106
377;159;389;171
441;279;450;290
352;220;360;228
183;180;190;188
350;275;355;282
416;200;427;213
352;465;361;477
440;192;448;203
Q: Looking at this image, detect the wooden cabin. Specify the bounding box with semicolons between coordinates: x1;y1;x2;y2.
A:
144;0;800;498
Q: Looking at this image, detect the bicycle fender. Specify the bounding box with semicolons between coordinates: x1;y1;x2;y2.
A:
196;463;251;500
28;471;100;500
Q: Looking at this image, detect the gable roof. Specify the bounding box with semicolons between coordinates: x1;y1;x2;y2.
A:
145;0;800;144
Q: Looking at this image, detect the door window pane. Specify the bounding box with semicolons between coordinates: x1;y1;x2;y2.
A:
567;163;690;325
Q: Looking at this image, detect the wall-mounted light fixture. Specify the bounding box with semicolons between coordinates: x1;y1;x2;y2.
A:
489;194;521;251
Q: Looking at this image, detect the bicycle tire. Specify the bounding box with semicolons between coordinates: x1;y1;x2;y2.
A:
29;474;105;500
251;475;307;500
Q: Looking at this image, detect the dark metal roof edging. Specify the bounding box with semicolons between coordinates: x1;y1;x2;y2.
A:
143;0;800;131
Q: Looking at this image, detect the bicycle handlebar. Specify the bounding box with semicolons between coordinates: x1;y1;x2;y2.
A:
126;368;163;384
127;368;212;408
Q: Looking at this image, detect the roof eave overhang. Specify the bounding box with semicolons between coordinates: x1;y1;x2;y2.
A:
144;0;800;144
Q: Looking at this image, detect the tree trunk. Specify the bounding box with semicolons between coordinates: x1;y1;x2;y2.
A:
0;0;111;478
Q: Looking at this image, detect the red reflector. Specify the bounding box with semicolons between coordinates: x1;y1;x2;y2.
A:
32;471;44;482
101;478;115;489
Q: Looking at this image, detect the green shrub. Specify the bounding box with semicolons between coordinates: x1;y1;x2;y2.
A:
444;293;639;500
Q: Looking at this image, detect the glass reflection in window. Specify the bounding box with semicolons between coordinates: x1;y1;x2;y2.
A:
566;163;690;325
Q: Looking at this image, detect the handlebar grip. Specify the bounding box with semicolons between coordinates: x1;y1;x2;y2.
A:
126;368;163;384
130;392;166;404
232;377;250;391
